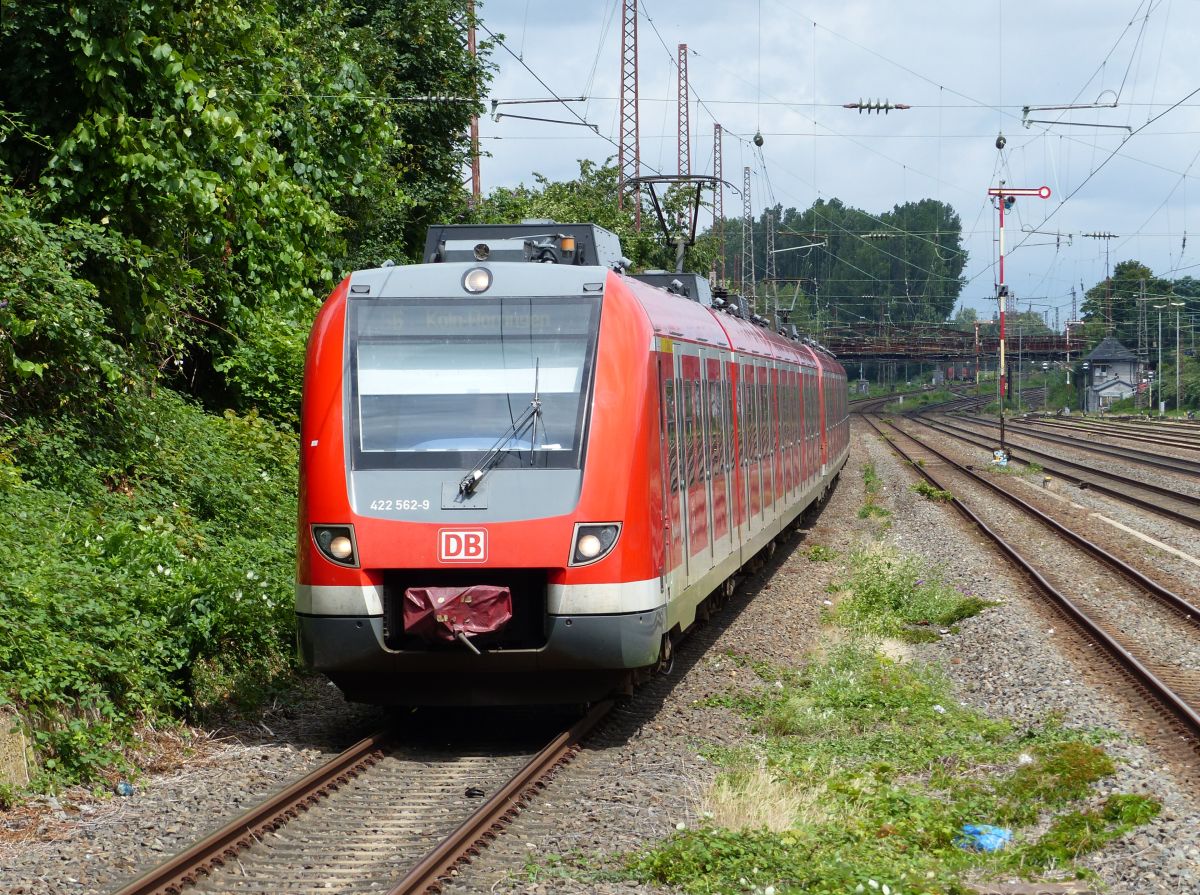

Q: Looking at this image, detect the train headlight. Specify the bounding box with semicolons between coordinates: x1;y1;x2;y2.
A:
312;525;359;567
577;534;603;558
570;523;621;566
462;267;493;294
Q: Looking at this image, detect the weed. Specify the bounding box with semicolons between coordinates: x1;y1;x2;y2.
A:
806;544;838;562
858;504;892;519
629;645;1157;894
862;462;883;495
911;480;954;502
987;460;1045;478
830;547;991;639
859;463;895;521
1017;794;1161;869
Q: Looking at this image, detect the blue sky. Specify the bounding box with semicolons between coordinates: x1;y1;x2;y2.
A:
475;1;1200;323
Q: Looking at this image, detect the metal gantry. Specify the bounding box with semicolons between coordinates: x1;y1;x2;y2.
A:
742;166;755;306
618;0;640;228
713;123;724;286
677;44;689;178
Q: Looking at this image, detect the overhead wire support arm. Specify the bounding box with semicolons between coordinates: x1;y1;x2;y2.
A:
630;174;724;272
492;112;599;132
1022;118;1132;132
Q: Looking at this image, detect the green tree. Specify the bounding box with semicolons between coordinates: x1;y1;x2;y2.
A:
714;197;967;327
0;0;489;419
1079;260;1172;350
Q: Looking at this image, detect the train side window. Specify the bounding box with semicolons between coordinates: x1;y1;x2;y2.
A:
724;374;735;471
748;374;757;461
665;377;679;494
708;374;723;476
682;374;695;486
760;375;769;460
737;373;747;465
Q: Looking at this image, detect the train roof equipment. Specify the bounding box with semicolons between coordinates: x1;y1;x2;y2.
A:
630;270;714;307
423;221;627;270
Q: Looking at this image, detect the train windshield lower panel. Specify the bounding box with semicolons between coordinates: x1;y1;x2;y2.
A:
348;295;601;470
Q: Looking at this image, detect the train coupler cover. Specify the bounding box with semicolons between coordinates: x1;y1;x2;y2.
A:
402;585;513;649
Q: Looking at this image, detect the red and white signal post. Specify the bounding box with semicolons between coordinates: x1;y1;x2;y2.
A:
987;183;1051;451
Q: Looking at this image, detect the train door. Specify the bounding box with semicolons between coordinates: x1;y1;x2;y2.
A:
791;369;802;494
817;368;828;473
784;368;797;497
758;363;774;517
706;353;732;563
777;362;787;501
680;351;711;579
724;355;741;557
659;346;684;588
742;360;761;529
804;368;816;485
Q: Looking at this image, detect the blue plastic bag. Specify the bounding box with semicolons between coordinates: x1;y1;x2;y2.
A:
956;823;1012;852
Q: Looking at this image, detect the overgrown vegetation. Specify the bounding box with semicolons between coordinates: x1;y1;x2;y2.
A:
610;550;1153;892
911;480;954;502
884;388;954;413
829;547;989;641
625;645;1157;894
0;0;491;791
857;462;892;520
806;544;838;562
987;460;1044;478
1;391;298;784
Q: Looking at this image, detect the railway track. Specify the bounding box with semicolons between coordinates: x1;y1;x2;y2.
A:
859;412;1200;754
1020;415;1200;454
110;704;611;895
935;413;1200;479
907;413;1200;528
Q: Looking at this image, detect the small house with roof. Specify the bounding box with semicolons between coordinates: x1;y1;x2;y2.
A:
1082;336;1140;412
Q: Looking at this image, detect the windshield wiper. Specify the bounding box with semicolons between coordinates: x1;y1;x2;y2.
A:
459;362;542;497
458;398;541;496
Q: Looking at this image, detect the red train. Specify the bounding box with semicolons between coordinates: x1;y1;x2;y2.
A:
296;223;849;704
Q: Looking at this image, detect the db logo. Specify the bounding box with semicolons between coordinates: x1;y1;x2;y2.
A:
438;529;487;563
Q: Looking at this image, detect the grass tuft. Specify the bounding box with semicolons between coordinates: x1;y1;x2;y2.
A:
911;480;954;502
830;546;992;640
631;645;1159;893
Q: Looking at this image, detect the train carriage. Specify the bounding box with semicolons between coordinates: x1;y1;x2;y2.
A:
296;223;849;704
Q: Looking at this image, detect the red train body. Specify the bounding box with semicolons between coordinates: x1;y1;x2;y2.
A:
296;224;849;704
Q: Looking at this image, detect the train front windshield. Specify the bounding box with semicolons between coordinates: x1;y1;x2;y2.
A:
348;295;601;470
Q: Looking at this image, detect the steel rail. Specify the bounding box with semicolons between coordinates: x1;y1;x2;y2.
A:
915;415;1200;528
858;413;1200;741
883;416;1200;626
110;730;392;895
1019;416;1200;452
953;415;1200;477
387;700;612;895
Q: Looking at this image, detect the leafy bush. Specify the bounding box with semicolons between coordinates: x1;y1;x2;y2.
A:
0;388;298;785
0;185;137;413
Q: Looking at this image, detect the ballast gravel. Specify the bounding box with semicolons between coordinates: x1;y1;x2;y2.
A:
1;418;1198;895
